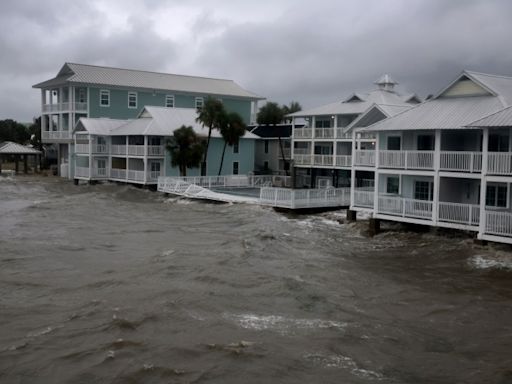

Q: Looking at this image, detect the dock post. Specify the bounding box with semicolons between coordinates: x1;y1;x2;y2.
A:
369;218;380;237
346;209;357;222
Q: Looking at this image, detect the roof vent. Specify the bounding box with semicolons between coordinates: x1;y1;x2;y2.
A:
375;74;398;91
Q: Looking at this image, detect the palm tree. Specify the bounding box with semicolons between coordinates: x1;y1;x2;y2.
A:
282;101;302;123
256;102;289;175
166;125;204;177
195;97;225;175
218;112;246;175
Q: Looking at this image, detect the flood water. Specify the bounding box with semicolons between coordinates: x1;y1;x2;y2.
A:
1;176;512;384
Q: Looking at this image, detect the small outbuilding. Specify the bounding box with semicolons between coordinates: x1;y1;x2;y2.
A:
0;141;41;174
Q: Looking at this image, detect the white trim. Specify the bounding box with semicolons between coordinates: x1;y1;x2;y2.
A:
128;91;137;109
100;89;110;107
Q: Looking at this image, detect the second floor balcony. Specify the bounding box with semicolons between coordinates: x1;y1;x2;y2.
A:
42;102;88;113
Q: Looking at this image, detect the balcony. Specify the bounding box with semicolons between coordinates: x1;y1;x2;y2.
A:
313;154;333;166
378;195;433;220
75;144;109;154
75;166;108;179
354;150;376;166
293;128;313;139
379;150;434;170
440;151;482;173
42;130;71;141
335;155;352;167
353;189;374;208
147;145;165;156
336;128;352;139
487;152;512;175
294;154;313;165
314;128;334;139
438;202;480;226
111;145;165;157
485;211;512;237
42;102;87;113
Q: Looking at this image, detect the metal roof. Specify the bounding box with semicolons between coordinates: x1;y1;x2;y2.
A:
75;118;128;135
76;107;259;139
360;70;512;132
288;88;417;118
360;96;504;132
467;106;512;127
33;63;264;100
0;142;41;155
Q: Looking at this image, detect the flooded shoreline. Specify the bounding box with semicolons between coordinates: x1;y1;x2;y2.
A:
1;176;511;383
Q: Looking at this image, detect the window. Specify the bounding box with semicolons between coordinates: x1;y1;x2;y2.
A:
486;184;507;208
386;176;399;194
233;140;239;154
315;118;331;128
100;90;110;107
233;161;239;175
414;181;434;201
165;95;175;108
151;162;161;173
489;134;509;152
78;89;86;103
387;136;401;150
264;140;269;154
128;92;137;109
195;97;204;109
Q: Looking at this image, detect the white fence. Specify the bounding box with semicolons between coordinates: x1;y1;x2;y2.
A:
127;145;145;156
294;154;313;165
354;150;376;166
314;128;334;139
440;151;482;173
438;202;480;226
353;189;374;208
485;211;512;237
158;175;291;189
335;155;352;167
75;166;90;178
378;196;433;219
293;128;313;139
487;152;512;175
379;150;434;170
260;187;350;209
313;155;333;166
110;168;126;179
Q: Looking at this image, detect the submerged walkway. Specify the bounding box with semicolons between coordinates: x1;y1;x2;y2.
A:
157;176;350;209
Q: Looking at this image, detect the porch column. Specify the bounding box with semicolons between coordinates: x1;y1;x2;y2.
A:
478;127;489;237
23;155;28;173
88;134;92;179
372;133;380;215
144;135;148;183
291;117;295;161
15;155;19;173
350;130;356;208
432;129;441;224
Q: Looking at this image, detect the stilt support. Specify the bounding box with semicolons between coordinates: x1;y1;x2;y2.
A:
346;209;357;222
369;218;380;237
74;179;79;186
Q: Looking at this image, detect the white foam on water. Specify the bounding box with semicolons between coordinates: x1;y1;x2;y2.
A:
304;353;383;380
225;313;346;334
469;254;512;271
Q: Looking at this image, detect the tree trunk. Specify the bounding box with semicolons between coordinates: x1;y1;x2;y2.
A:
202;127;213;176
218;141;228;176
278;133;289;176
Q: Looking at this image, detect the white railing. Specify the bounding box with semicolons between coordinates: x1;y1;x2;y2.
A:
111;145;127;155
127;145;145;156
127;170;145;181
75;143;89;154
336;129;352;139
313;155;333;166
357;132;376;140
438;202;480;226
294;154;313;165
110;168;126;179
353;189;374;208
485;211;512;237
93;168;108;178
293;128;313;139
335;155;352;167
42;102;87;112
74;102;87;111
259;187;350;209
487;152;512;175
440;151;482;173
42;131;71;140
314;128;334;139
92;144;108;154
378;196;433;219
75;166;90;178
147;145;164;156
379;150;434;170
158;175;291;190
354;150;376;166
293;148;310;156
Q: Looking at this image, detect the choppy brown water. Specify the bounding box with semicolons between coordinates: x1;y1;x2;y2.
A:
1;176;512;384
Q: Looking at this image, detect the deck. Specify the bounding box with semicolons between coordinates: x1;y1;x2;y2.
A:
157;176;350;209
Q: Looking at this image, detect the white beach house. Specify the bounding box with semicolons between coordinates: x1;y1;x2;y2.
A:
288;75;420;188
350;70;512;244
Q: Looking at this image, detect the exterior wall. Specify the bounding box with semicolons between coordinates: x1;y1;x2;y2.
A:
254;139;285;173
88;87;253;123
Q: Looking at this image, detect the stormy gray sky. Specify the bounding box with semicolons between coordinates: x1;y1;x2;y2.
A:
1;0;512;122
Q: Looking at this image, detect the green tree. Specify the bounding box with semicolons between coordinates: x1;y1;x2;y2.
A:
282;101;302;123
218;112;246;176
0;119;31;144
256;102;288;175
195;97;225;175
166;125;205;177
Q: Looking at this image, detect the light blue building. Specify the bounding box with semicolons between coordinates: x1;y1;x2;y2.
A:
33;63;263;177
74;107;258;184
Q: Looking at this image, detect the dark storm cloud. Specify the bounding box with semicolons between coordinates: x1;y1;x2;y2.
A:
1;0;512;120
